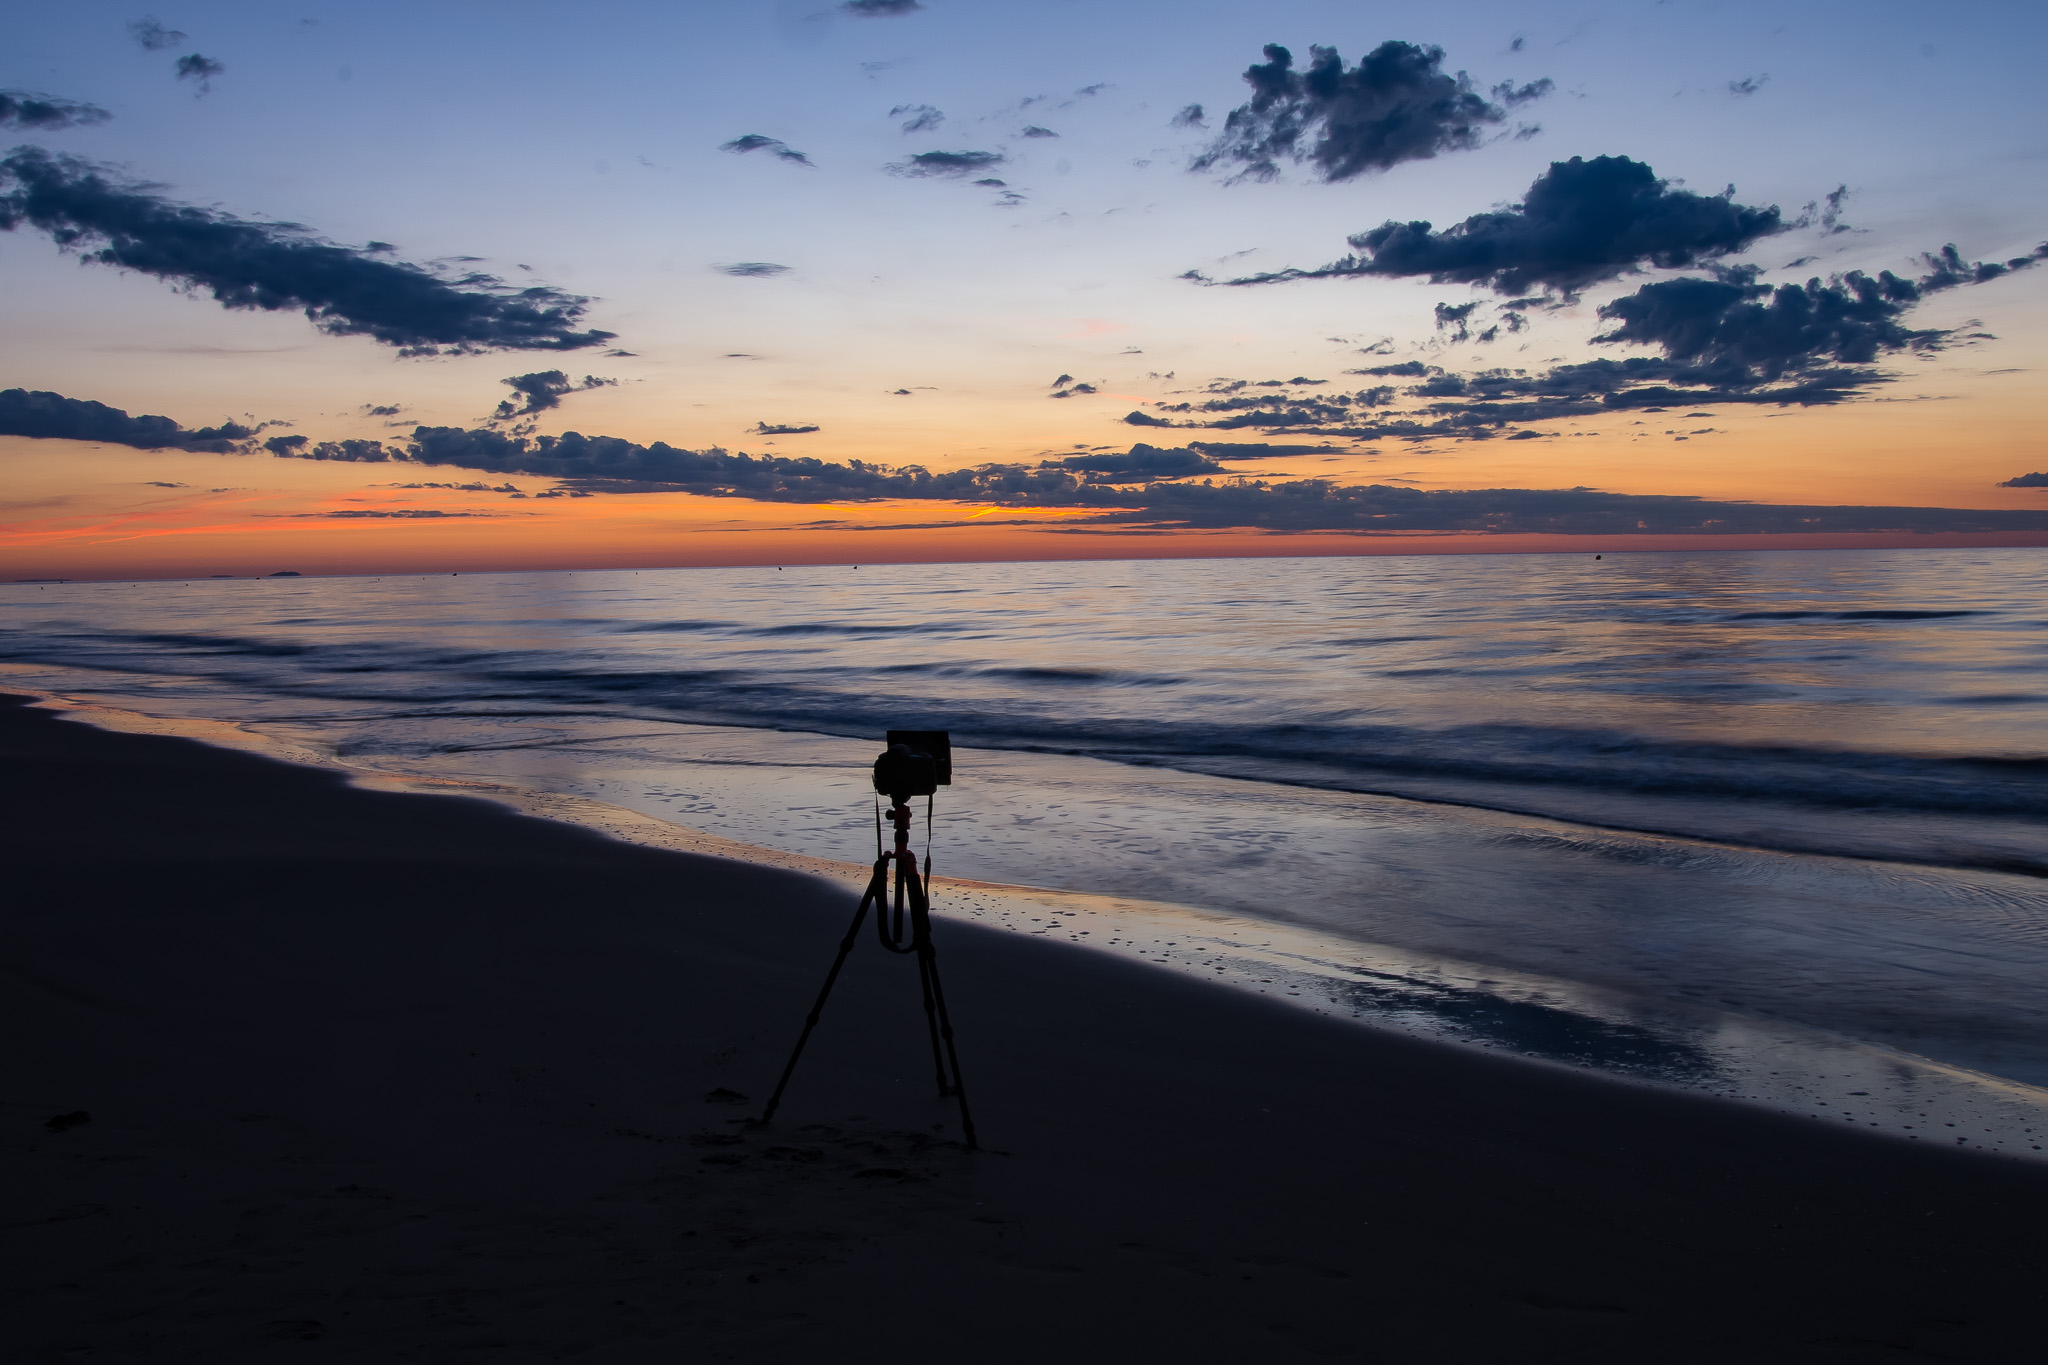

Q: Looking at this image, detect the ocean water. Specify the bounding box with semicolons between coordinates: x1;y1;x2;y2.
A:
6;548;2048;1153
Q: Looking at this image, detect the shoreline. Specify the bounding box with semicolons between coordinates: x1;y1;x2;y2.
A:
5;691;2048;1358
18;680;2048;1159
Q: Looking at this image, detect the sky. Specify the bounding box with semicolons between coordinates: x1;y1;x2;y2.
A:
4;0;2047;580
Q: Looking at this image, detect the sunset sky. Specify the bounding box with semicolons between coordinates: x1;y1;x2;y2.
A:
5;0;2046;579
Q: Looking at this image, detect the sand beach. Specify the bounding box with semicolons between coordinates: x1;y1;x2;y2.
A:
5;691;2046;1361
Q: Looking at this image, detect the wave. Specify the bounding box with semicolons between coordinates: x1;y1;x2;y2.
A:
11;623;2043;822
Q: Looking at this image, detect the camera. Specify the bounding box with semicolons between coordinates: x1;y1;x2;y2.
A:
872;729;951;802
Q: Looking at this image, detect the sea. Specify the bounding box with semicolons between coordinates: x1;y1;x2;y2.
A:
6;546;2047;1157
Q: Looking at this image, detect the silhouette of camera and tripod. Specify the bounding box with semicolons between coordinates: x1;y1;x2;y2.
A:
761;730;978;1148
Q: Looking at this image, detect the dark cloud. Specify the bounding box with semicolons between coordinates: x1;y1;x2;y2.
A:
0;91;112;130
752;421;821;435
1728;75;1768;97
0;387;252;452
388;481;522;493
891;104;944;133
1999;472;2048;488
1592;243;2048;383
1052;444;1224;480
843;0;922;15
1434;300;1478;341
1021;125;1059;138
492;370;614;421
1222;156;1784;296
720;134;813;166
1156;241;2048;441
1051;382;1098;397
713;261;790;277
0;148;613;355
1191;41;1550;183
141;480;185;487
174;54;225;90
889;150;1004;178
127;17;187;51
266;436;394;462
1171;104;1207;129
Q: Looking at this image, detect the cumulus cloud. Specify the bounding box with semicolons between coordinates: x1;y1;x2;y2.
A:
1171;104;1207;129
713;261;791;277
1191;41;1550;183
752;421;821;435
1999;472;2048;488
1222;156;1784;296
1021;125;1059;138
889;150;1004;178
0;387;252;452
720;134;813;166
492;370;615;420
843;0;922;15
0;91;112;130
0;148;613;355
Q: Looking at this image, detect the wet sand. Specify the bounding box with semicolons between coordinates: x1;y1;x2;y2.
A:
4;692;2045;1362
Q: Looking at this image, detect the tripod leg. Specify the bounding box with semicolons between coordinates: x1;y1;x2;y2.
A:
921;947;978;1150
901;863;953;1096
913;909;979;1150
760;862;885;1126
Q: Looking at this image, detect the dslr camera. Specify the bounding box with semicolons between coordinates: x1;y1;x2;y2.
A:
872;729;951;803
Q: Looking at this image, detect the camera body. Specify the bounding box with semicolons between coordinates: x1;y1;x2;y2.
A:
873;729;951;802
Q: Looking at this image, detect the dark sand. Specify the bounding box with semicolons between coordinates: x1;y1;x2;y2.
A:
4;692;2045;1362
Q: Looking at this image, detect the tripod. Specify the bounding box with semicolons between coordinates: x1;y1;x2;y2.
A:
759;795;978;1148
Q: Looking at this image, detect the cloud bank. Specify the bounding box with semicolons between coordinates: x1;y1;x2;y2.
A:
0;148;613;355
1192;41;1550;183
10;389;2045;537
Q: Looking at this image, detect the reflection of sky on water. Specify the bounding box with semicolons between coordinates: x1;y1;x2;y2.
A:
1331;971;1721;1080
3;549;2046;1154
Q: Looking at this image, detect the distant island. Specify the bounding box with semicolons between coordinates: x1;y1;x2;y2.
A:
266;570;302;577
